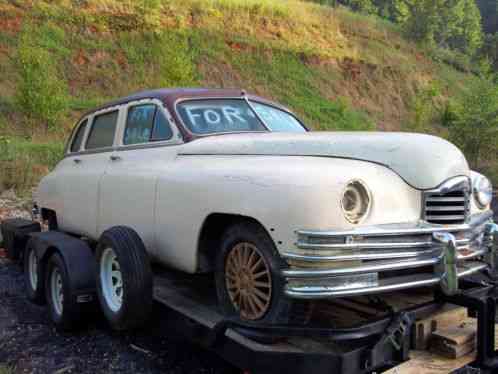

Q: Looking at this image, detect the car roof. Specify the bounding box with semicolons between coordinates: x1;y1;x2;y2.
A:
84;88;291;116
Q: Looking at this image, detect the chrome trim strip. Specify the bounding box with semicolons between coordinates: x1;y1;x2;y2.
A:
282;255;442;278
295;240;433;250
283;249;438;262
284;262;487;299
296;210;492;239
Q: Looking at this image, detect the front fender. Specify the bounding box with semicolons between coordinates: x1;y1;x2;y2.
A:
154;155;420;271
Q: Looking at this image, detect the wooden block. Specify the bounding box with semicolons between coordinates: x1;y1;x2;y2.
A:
412;304;467;350
430;327;476;359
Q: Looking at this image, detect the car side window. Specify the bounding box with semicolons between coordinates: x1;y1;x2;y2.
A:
124;104;173;145
70;119;88;153
86;110;119;150
151;109;173;141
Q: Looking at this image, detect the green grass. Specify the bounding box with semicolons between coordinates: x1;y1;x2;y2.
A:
0;0;482;192
0;365;13;374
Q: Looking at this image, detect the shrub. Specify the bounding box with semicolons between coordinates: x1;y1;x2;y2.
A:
443;78;498;167
15;24;68;131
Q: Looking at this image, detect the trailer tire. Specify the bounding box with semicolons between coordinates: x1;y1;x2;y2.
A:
96;226;153;331
215;221;312;325
45;252;83;331
24;241;45;305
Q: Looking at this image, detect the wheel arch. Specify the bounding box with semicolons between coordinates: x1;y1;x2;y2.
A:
196;213;275;272
28;232;96;297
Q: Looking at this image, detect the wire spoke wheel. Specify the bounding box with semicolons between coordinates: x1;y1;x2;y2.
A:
225;242;272;320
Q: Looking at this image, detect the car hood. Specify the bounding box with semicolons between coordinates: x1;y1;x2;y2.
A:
179;132;469;190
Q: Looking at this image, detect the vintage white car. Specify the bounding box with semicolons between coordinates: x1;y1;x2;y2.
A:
34;88;496;327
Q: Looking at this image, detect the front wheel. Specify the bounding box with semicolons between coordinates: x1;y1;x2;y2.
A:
215;221;312;324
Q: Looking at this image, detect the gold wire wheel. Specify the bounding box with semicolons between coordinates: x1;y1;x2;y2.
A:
225;242;272;320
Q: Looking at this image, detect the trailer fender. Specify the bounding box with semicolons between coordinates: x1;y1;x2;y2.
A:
28;231;96;301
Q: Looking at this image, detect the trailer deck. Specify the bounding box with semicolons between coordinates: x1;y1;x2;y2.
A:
152;268;498;374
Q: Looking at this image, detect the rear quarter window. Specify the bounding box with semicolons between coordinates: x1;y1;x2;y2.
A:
86;111;119;150
70;119;88;153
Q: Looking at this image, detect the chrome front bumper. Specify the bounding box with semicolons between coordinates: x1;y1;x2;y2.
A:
283;211;496;299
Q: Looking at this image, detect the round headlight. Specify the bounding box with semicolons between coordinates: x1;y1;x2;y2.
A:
341;180;371;224
473;174;493;208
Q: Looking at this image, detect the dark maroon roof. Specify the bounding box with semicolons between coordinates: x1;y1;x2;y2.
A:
81;88;299;142
86;88;290;115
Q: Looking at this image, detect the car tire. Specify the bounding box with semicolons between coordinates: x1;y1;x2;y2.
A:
215;221;312;325
24;241;45;305
95;226;153;331
45;252;83;331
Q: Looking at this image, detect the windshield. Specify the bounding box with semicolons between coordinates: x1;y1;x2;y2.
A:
176;98;306;135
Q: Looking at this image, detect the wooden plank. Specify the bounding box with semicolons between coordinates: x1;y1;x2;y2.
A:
430;327;476;359
384;320;498;373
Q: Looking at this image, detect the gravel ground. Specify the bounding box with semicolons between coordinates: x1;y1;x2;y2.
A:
0;193;238;374
0;258;238;374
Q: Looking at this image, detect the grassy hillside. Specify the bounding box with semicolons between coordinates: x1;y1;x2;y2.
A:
0;0;476;193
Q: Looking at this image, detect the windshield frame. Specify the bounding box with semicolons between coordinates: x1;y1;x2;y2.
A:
173;96;309;137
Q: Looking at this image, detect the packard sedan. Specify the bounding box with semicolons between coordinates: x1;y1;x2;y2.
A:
34;88;496;326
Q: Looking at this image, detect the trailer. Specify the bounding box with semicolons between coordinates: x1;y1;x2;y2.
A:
2;218;498;374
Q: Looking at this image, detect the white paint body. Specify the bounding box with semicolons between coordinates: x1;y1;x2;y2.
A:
36;100;488;274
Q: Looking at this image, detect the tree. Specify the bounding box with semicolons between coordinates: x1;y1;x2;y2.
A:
444;78;498;166
401;0;483;55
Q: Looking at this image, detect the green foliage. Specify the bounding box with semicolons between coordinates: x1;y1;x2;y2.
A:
342;0;378;14
443;78;498;167
405;83;442;133
15;24;68;130
480;32;498;72
0;137;64;194
120;30;198;88
0;365;13;374
401;0;483;55
228;46;374;130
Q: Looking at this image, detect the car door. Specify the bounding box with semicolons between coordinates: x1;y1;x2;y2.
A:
98;99;182;258
59;107;122;238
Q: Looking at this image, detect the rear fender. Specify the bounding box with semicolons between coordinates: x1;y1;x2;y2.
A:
28;231;96;299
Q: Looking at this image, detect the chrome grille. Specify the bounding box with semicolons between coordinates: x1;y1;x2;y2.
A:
423;177;470;225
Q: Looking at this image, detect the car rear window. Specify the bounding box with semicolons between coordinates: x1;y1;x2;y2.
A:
70;119;88;153
86;111;119;150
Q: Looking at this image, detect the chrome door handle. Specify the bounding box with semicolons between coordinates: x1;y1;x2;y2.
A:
73;158;82;164
110;155;121;162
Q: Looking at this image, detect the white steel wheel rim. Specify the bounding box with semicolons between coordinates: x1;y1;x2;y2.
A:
28;250;38;290
50;267;64;316
100;247;123;312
